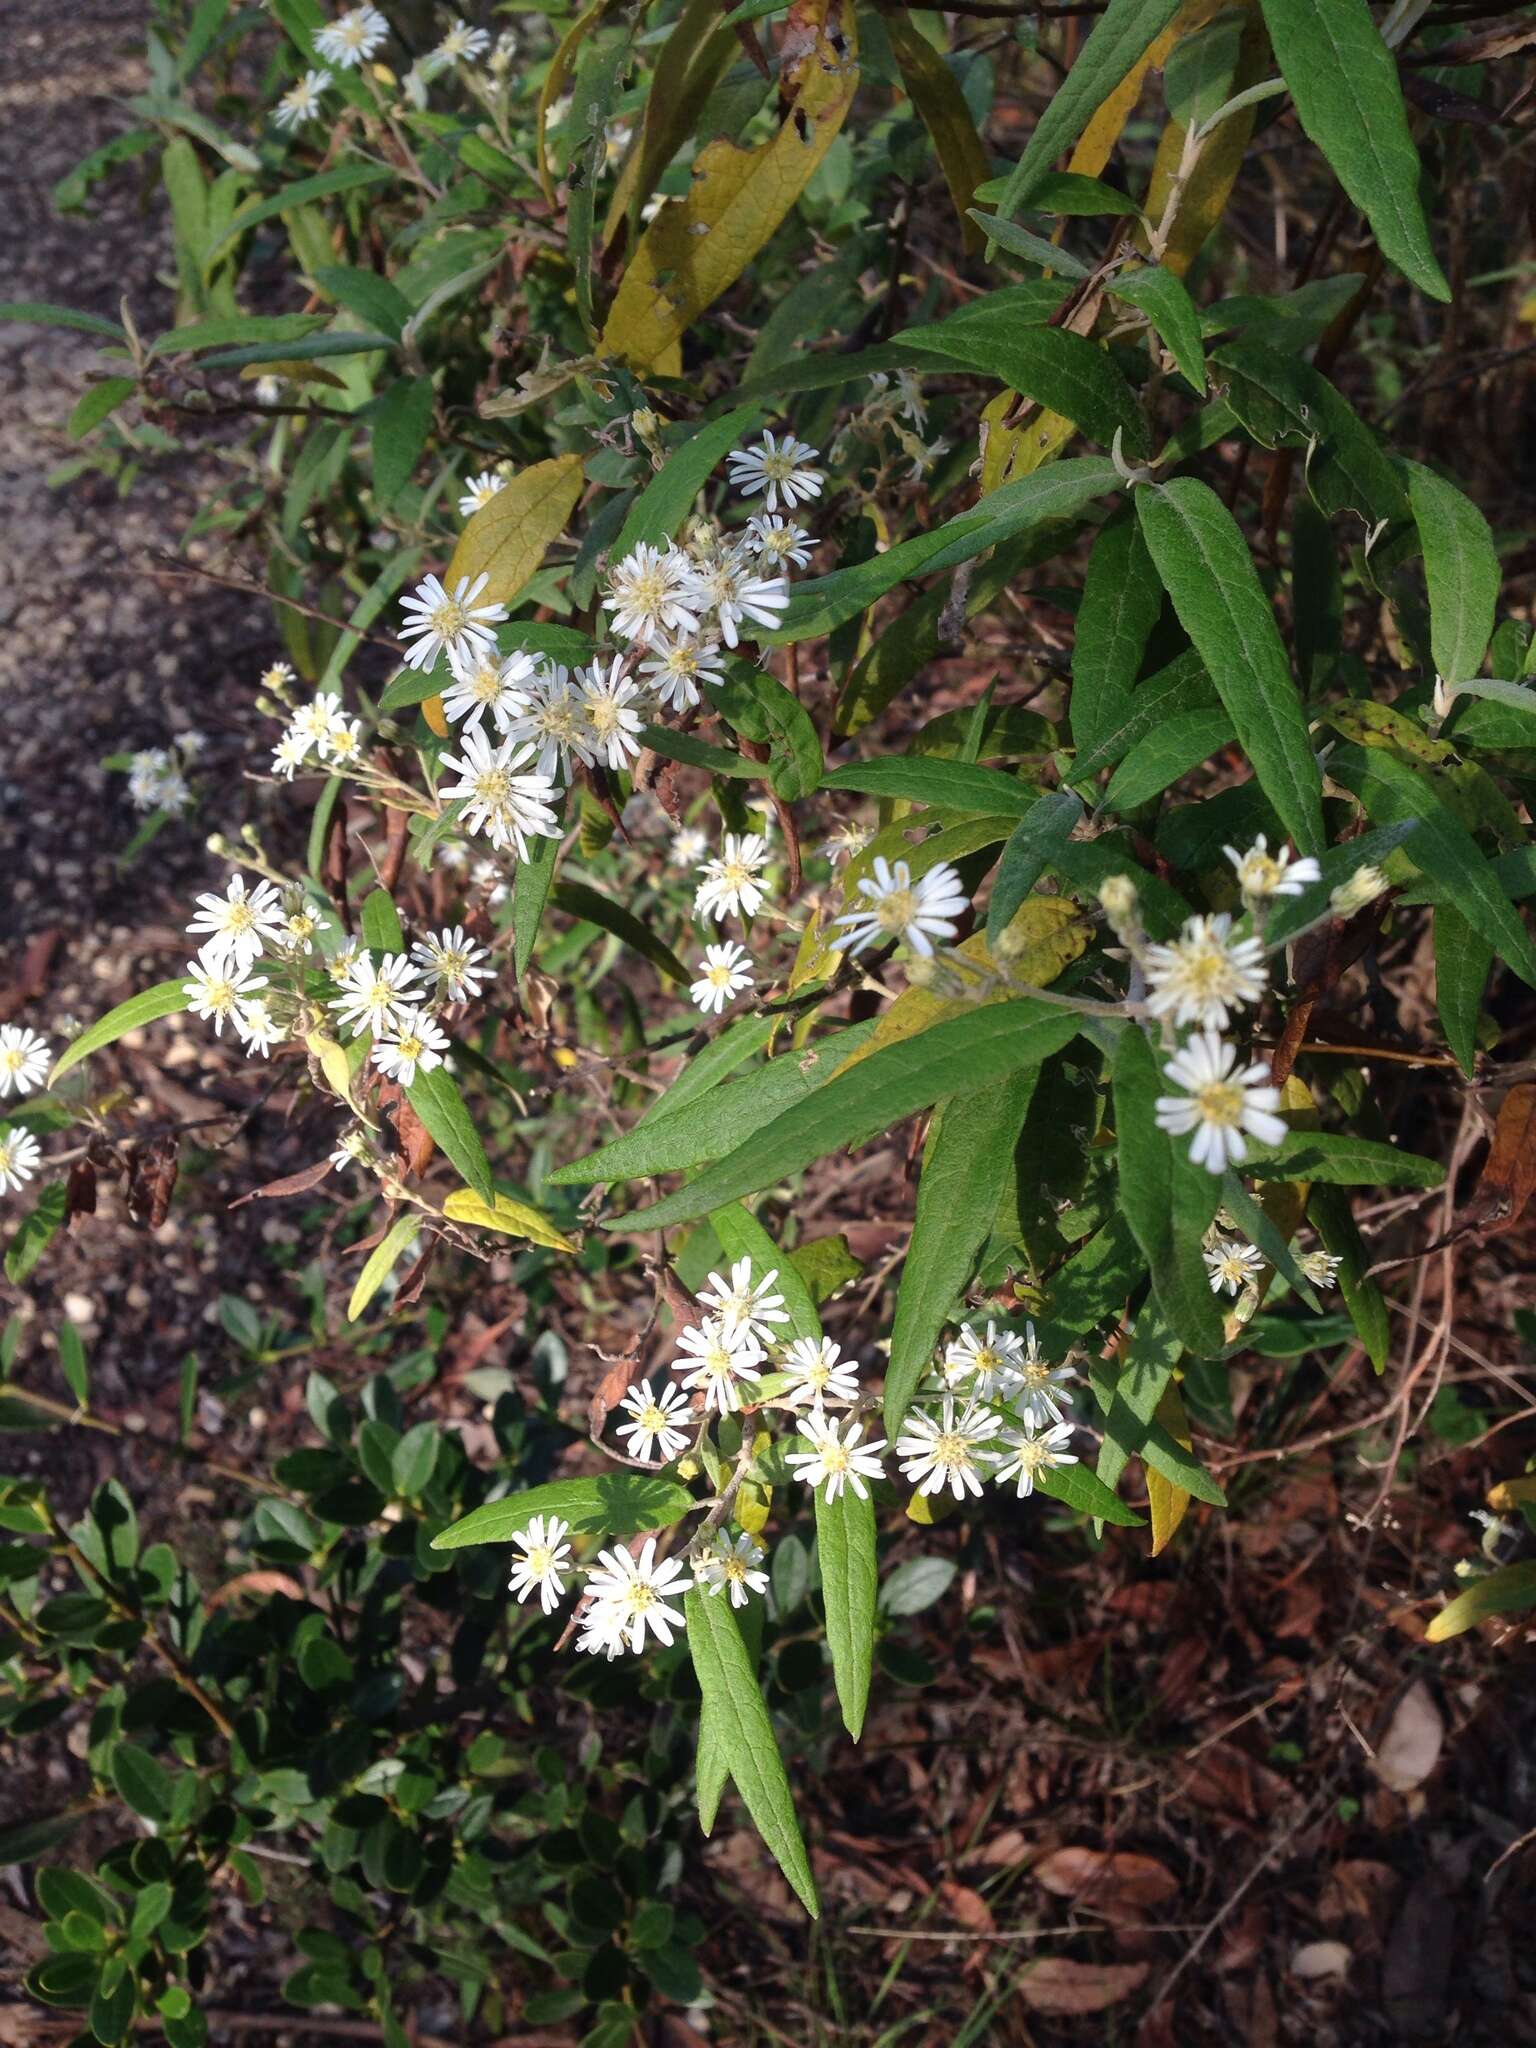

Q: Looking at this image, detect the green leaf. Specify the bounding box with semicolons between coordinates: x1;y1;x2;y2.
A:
1107;265;1205;390
1426;1559;1536;1642
640;1013;777;1126
685;1590;819;1916
885;1072;1040;1436
1163;6;1245;127
347;1216;420;1323
58;1324;90;1407
637;724;761;780
1258;0;1449;301
966;210;1094;280
814;1486;877;1740
878;1555;957;1616
207;163;394;259
68;378;136;440
972;169;1144;219
709;1204;820;1342
1112;1027;1223;1356
1218;1173;1320;1313
391;1422;440;1499
109;1743;174;1825
713;670;823;801
90;1956;136;2046
1099;708;1235;814
199;330;394;371
433;1474;696;1549
1326;742;1536;988
613;405;766;558
0;1811;83;1866
360;888;405;955
617;1003;1082;1231
900;311;1147;457
146;312;329;357
1434;903;1490;1079
1034;1460;1145;1525
1253;1130;1444;1189
988;0;1184;224
312;263;412;340
1307;1184;1389;1373
567;20;636;335
772;457;1118;643
1072;647;1217;782
986;793;1083;947
50;981;190;1085
549;1020;877;1185
1261;819;1419;949
1212;340;1409;526
406;1066;495;1203
6;1180;68;1285
0;300;124;339
370;377;435;510
512;824;562;979
1136;477;1325;857
820;757;1037;817
551;881;689;984
321;545;426;693
1406;462;1499;688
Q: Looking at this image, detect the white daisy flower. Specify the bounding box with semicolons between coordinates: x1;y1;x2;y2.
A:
683;545;789;648
314;5;388;69
670;823;709;867
370;1005;451;1087
675;1315;766;1416
1010;1325;1078;1431
411;925;491;1003
126;748;170;808
436;840;471;874
186;875;286;973
0;1027;52;1098
440;648;535;734
457;469;503;518
318;716;365;769
290;692;347;757
831;856;968;959
1154;1031;1287;1175
438;728;562;858
507;1514;572;1615
694;832;771;923
156;766;192;813
0;1126;42;1196
697;1531;768;1609
941;1320;1026;1401
173;730;206;760
690;941;754;1016
260;660;297;691
504;663;594;783
745;514;813;569
726;429;824;514
233;996;284;1060
896;1395;1003;1501
329;951;424;1038
279;907;321;957
616;1378;693;1463
638;633;726;713
437;16;491;62
785;1415;886;1503
271;730;307;781
583;1536;692;1652
1224;835;1321;905
574;657;645;772
274;67;330;130
183;949;269;1037
992;1419;1078;1499
398;571;507;676
779;1335;860;1419
1204;1237;1264;1297
1300;1247;1343;1289
697;1257;789;1344
330;1128;372;1172
1144;913;1268;1032
603;543;701;646
574;1601;628;1659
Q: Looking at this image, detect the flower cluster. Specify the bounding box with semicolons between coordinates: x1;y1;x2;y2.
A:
123;734;202;815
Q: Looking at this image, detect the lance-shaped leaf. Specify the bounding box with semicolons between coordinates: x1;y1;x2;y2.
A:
989;0;1184;226
615;1003;1082;1231
987;793;1083;947
1258;0;1449;302
442;1188;576;1254
512;826;562;979
899;308;1148;457
348;1216;421;1323
1069;508;1163;766
444;453;585;610
821;756;1038;818
685;1588;820;1915
1406;461;1499;689
1112;1026;1224;1357
1308;1184;1389;1373
886;9;990;254
552;881;689;983
1212;339;1408;527
1425;1559;1536;1643
885;1070;1040;1436
1136;477;1325;857
50;982;190;1086
1107;264;1205;391
613;405;766;558
433;1474;696;1549
407;1067;494;1203
601;0;858;370
1099;708;1236;814
1433;904;1490;1081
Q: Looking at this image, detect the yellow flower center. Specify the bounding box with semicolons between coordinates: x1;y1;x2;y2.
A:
0;1050;22;1075
473;768;512;805
821;1441;850;1474
1195;1079;1245;1128
526;1543;553;1575
398;1034;423;1063
430;597;469;640
1013;1437;1048;1473
722;1555;748;1583
208;979;235;1011
468;665;502;704
226;901;255;934
1243;855;1282;894
706;963;735;990
875;888;919;931
626;1582;658;1615
761;449;798;483
639;1402;666;1431
931;1430;970;1471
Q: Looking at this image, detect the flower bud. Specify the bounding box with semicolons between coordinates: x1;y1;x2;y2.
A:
1098;874;1138;921
1330;864;1387;917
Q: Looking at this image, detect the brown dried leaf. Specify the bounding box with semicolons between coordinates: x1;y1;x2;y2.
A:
1019;1958;1150;2015
229;1157;335;1208
125;1135;179;1229
936;1879;994;1932
588;1350;640;1438
395;1091;438;1179
1470;1082;1536;1234
64;1157;98;1226
206;1569;307;1610
1033;1847;1178;1915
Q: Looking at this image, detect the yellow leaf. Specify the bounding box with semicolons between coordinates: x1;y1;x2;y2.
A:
788;906;836;995
1488;1473;1536;1512
306;1030;361;1113
601;0;735;252
885;9;990;256
445;453;585;610
442;1188;577;1253
736;1428;774;1534
1140;1;1264;278
981;391;1078;492
348;1215;420;1323
537;0;616;205
599;0;858;371
1146;1382;1193;1555
831;896;1090;1076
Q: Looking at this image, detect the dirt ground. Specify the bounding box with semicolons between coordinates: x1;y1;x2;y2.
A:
3;7;1536;2046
